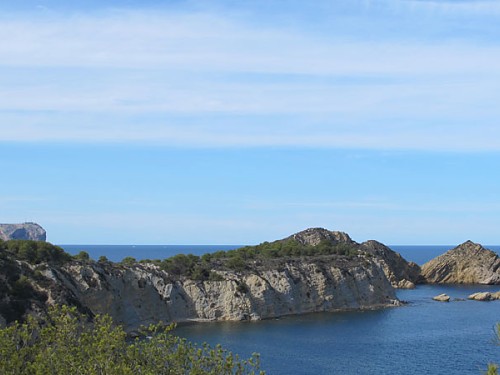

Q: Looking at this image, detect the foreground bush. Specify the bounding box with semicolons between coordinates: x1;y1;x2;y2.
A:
0;305;264;375
487;323;500;375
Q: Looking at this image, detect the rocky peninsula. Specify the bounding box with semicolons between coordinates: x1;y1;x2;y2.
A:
0;228;412;332
3;227;500;332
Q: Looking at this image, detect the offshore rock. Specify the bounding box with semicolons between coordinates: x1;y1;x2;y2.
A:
0;223;46;241
432;294;450;302
421;241;500;284
468;292;493;301
468;292;500;301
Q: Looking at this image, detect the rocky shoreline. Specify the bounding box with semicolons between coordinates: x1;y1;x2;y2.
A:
1;226;500;332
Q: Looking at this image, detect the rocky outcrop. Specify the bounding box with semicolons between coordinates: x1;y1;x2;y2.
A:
468;292;500;301
421;241;500;284
432;293;450;302
0;223;46;241
360;240;421;289
286;228;420;289
289;228;355;247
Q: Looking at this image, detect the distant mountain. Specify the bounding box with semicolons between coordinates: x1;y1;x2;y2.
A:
0;223;46;242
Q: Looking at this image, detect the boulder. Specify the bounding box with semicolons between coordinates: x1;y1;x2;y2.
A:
468;291;500;301
468;292;492;301
433;293;450;302
492;291;500;300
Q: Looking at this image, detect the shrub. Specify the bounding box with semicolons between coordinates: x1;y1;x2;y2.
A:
4;240;72;264
74;251;91;261
236;282;249;294
226;256;246;272
0;305;264;375
121;256;137;266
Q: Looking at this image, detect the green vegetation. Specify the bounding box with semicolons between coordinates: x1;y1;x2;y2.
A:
158;238;359;280
487;323;500;374
0;305;264;375
120;256;137;266
0;237;359;283
0;241;50;322
233;239;358;259
0;239;72;264
74;251;90;261
98;255;109;263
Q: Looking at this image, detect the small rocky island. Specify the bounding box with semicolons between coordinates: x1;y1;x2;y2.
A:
421;240;500;284
0;227;420;332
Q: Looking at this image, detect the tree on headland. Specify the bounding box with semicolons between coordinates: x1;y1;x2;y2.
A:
0;305;264;375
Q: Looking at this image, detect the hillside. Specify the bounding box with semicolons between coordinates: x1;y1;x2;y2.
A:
0;228;412;332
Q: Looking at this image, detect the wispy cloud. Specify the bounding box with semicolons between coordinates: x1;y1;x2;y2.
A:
0;4;499;151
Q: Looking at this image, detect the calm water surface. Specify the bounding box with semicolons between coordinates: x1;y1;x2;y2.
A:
175;284;500;374
59;244;500;374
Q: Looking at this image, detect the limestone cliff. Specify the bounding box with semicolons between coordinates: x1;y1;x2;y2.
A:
75;259;398;330
421;240;500;284
0;223;46;241
0;229;405;332
0;258;399;332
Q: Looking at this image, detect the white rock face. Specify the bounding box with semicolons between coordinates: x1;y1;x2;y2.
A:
43;259;398;332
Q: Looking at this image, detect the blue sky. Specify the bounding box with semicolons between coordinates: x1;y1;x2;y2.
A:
1;0;500;245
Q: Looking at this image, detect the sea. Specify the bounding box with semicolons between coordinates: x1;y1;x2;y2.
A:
59;244;500;374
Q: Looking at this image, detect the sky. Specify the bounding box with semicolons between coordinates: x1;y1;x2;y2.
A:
1;0;500;245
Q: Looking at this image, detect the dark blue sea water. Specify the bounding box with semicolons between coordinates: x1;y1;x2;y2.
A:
58;244;500;374
175;284;500;374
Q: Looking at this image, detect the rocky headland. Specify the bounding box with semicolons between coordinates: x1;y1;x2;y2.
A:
421;240;500;284
287;228;420;289
3;227;500;331
0;223;46;242
0;228;410;332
